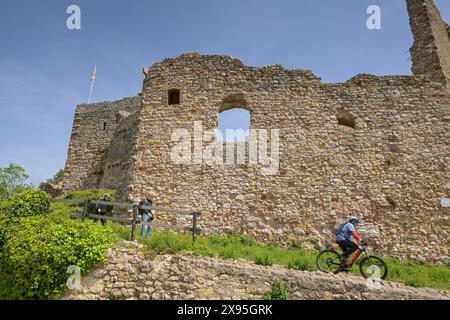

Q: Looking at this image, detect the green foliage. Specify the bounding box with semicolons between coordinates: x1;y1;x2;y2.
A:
107;291;117;300
381;257;450;290
60;188;116;201
404;279;422;288
290;240;304;249
2;189;51;218
309;239;322;251
0;211;10;247
386;196;397;209
262;281;290;300
54;188;116;214
0;188;119;299
237;235;258;247
0;212;116;299
46;169;64;185
0;164;31;201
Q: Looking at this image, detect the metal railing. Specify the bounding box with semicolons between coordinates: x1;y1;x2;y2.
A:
52;199;202;241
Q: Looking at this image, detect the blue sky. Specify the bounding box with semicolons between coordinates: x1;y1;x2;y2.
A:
0;0;449;185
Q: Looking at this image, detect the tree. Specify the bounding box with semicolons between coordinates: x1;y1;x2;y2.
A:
0;164;31;200
47;169;64;185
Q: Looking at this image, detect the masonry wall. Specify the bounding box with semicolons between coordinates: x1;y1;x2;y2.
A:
111;53;449;263
62;96;141;191
407;0;450;86
99;111;141;192
63;242;450;300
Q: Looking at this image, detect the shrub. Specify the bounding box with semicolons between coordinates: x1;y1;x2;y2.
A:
262;281;290;300
46;169;64;185
0;214;115;299
386;196;397;209
53;188;116;215
2;189;51;218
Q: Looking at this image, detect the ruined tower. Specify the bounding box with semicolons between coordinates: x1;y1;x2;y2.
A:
407;0;450;87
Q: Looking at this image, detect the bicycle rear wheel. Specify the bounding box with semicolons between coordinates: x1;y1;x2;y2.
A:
359;255;388;280
316;249;342;274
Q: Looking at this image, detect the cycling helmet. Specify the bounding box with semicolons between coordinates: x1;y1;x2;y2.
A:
348;216;361;224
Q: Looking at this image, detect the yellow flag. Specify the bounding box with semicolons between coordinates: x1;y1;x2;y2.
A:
90;65;97;81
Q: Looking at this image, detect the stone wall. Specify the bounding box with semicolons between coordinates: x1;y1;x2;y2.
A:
62;96;141;191
407;0;450;86
122;53;449;263
63;242;450;300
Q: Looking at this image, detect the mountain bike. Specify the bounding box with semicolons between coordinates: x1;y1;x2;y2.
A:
316;242;388;279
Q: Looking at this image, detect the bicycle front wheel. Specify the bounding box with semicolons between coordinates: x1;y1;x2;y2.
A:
359;255;388;280
316;249;342;274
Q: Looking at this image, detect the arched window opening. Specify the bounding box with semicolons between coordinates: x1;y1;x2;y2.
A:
217;108;251;142
168;89;180;105
337;108;356;129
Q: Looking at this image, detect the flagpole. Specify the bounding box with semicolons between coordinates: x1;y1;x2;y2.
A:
88;65;96;104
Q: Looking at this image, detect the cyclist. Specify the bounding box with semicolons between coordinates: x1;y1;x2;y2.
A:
336;216;364;270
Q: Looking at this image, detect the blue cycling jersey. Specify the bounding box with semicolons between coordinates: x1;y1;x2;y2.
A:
336;223;356;242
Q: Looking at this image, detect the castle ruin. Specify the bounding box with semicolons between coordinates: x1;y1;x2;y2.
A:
63;0;450;262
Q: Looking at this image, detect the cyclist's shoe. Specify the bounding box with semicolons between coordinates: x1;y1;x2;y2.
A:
340;260;351;271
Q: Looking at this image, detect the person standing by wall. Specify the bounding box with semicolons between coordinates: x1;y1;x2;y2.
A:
139;195;156;239
94;193;110;226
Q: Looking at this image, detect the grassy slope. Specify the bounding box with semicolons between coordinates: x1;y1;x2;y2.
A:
54;190;450;291
135;229;450;290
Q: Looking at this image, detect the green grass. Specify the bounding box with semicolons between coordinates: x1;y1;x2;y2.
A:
382;257;450;290
58;188;117;201
138;230;318;271
262;281;290;300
